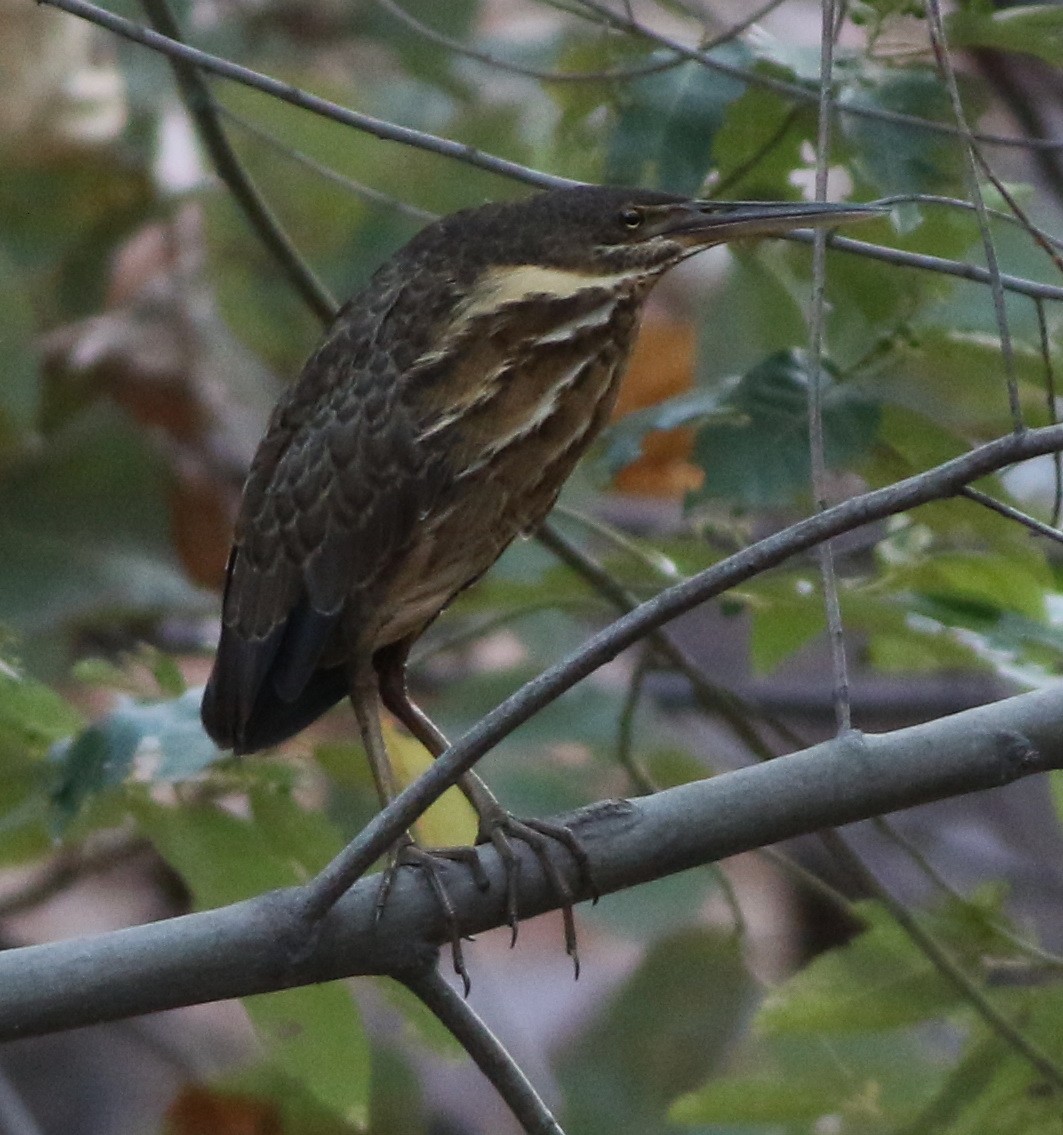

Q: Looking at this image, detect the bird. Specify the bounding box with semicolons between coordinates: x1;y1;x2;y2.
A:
201;185;878;961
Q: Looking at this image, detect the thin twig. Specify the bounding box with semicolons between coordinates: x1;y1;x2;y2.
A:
819;828;1063;1094
787;229;1063;304
610;649;749;938
297;420;1063;919
138;0;337;324
551;504;683;581
40;0;578;192
0;833;150;921
36;0;1063;311
925;0;1021;433
537;521;780;758
959;487;1063;548
1035;300;1063;527
615;647;656;794
3;686;1060;1039
808;0;851;734
216;106;439;223
375;0;792;84
709;105;805;198
375;0;688;83
402;967;566;1135
970;153;1063;277
870;816;1063;971
567;0;1063;153
874;193;1063;259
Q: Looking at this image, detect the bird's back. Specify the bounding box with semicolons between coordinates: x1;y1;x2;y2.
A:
202;190;665;754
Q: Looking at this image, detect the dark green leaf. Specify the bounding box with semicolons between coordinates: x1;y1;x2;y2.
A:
687;350;880;508
556;929;753;1135
606;46;750;194
599;388;734;476
840;70;966;196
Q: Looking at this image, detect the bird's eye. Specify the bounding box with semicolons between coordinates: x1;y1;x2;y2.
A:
618;208;643;230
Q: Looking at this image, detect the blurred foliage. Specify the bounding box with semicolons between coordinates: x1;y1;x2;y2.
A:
3;0;1063;1131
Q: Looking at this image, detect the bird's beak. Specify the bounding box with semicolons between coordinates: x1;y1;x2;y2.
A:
658;200;886;245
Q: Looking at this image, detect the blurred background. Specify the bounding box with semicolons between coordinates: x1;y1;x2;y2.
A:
2;0;1063;1131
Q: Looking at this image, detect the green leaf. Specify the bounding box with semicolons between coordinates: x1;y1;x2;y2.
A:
746;579;826;673
0;657;83;758
248;781;346;880
0;656;78;862
687;350;880;508
599;388;734;476
51;690;218;825
898;551;1049;623
244;985;371;1131
909;985;1063;1134
695;250;814;380
133;795;300;905
605;46;750;194
758;902;973;1034
865;329;1053;435
0;404;206;669
672;1075;842;1124
711;87;812;200
556;929;753;1135
840;70;965;196
949;5;1063;66
134;797;369;1126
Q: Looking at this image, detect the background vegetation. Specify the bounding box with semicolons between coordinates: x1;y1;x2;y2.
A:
2;0;1063;1131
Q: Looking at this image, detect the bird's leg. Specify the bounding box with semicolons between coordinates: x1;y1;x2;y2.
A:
375;648;594;975
348;667;473;990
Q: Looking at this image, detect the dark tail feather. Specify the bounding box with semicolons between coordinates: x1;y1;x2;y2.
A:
202;583;348;755
202;656;349;755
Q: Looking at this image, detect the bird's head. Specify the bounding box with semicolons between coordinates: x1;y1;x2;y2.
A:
429;186;882;281
403;188;883;328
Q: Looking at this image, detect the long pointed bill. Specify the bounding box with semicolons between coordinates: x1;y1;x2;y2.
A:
660;200;886;246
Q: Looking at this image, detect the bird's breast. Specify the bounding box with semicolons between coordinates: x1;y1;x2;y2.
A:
369;292;642;648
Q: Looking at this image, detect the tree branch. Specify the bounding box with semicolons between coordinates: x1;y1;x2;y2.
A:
39;0;577;191
0;685;1059;1041
299;420;1063;918
138;0;338;324
402;968;565;1135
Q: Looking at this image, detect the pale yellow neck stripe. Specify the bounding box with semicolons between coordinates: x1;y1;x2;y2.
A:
457;263;650;322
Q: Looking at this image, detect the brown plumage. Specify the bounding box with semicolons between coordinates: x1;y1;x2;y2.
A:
202;186;876;765
200;186;879;967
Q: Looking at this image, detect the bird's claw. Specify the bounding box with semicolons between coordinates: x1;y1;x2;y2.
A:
481;813;596;979
374;837;482;995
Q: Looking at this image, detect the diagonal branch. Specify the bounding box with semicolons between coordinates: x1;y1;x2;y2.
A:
137;0;337;324
40;0;577;191
299;420;1063;918
0;684;1059;1040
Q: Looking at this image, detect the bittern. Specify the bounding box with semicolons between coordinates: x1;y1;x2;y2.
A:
201;186;877;956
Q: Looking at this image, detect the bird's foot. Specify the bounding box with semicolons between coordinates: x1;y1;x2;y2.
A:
479;811;596;979
375;835;489;995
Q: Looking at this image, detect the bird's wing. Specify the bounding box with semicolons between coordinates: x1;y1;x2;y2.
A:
201;325;439;753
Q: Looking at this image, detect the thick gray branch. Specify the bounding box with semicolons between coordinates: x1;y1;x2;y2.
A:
0;686;1060;1040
